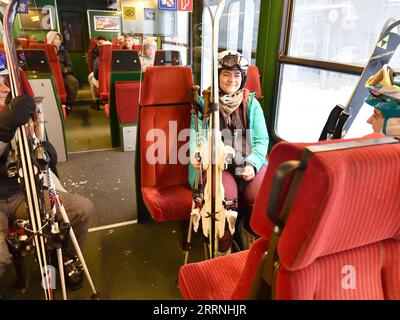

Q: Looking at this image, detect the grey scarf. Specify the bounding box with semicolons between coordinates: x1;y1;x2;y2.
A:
219;90;243;126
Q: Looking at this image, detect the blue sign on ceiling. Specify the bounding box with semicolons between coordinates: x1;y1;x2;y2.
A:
158;0;177;11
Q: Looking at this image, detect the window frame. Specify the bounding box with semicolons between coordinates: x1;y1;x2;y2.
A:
271;0;367;143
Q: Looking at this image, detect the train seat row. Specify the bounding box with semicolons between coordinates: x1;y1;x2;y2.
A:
135;65;400;300
178;135;400;300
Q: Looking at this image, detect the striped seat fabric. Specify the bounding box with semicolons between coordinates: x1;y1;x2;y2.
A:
178;134;400;300
139;66;193;221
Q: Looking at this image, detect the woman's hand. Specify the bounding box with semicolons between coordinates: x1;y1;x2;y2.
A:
242;165;255;181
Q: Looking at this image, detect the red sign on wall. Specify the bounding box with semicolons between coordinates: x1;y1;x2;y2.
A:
178;0;193;12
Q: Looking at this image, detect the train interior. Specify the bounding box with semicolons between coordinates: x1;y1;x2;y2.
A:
0;0;400;301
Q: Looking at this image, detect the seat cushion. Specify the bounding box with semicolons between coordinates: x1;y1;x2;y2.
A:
179;238;269;300
179;250;249;300
142;185;192;221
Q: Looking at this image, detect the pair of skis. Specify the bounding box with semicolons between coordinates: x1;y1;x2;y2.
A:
185;0;237;262
320;18;400;140
1;0;99;300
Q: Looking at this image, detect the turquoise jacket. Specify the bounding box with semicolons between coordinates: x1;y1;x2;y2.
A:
189;91;269;188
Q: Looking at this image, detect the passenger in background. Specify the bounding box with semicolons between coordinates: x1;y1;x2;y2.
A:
122;34;135;50
47;31;79;114
88;41;112;110
140;38;157;72
189;50;269;255
89;35;106;72
365;64;400;139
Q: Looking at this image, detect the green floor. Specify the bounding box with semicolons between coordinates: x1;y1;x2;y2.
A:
0;221;205;300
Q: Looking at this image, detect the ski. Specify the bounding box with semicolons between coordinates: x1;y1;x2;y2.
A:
2;0;99;300
1;0;52;299
320;18;400;140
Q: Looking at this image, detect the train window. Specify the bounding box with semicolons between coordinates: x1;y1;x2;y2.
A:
162;11;189;66
289;0;400;67
275;0;400;142
201;0;260;90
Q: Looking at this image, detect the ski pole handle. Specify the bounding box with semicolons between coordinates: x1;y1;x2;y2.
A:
202;88;211;115
190;85;200;109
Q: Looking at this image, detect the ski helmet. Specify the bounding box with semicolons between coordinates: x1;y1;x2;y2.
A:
365;64;400;136
218;50;249;90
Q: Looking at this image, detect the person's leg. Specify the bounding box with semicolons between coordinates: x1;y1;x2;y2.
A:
51;191;93;250
217;171;238;254
238;165;267;248
1;193;25;278
14;190;93;251
0;209;12;278
88;73;99;102
64;75;79;108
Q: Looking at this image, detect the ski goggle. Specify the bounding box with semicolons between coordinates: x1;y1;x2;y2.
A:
219;54;249;71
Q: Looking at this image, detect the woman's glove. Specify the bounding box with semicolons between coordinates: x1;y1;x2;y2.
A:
241;165;255;181
0;95;36;142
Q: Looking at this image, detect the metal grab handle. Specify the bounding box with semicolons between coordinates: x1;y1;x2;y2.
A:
266;160;304;228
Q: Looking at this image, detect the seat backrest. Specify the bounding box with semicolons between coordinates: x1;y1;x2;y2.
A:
115;81;140;123
111;50;141;72
20;68;35;97
246;135;400;300
98;44;113;101
245;65;262;99
139;66;193;189
88;38;98;73
133;44;143;52
17;38;29;49
28;43;67;104
154;50;182;66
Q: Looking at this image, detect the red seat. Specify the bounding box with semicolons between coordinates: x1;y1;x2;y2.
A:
20;68;34;97
29;43;67;104
88;38;98;73
17;38;29;49
133;44;143;52
115;81;140;123
139;66;194;221
245;65;262;99
179;134;400;300
98;44;112;101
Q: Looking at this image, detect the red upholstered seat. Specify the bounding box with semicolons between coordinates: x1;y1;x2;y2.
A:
115;81;140;123
245;65;262;99
29;43;67;104
179;134;400;300
99;44;112;101
20;68;34;97
88;38;98;73
139;66;193;221
17;38;29;49
133;44;143;52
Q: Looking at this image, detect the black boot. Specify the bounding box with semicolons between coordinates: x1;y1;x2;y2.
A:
63;255;84;291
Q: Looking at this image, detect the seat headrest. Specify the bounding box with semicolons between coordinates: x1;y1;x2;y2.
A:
140;66;193;106
100;44;112;60
252;134;400;271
